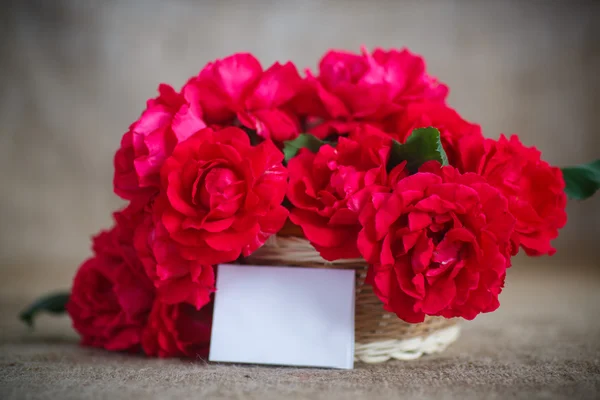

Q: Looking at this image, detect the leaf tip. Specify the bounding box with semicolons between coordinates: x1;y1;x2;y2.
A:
19;308;35;328
17;291;70;330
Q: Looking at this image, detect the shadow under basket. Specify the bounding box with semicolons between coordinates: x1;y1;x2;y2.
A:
241;230;460;364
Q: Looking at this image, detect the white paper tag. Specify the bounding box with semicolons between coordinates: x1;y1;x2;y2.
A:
209;264;355;369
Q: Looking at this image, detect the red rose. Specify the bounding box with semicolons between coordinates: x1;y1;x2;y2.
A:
142;301;213;358
184;53;303;142
155;126;289;265
301;47;449;137
358;164;515;322
134;213;215;310
113;84;206;201
287;127;407;260
457;134;567;256
388;102;483;166
67;205;155;351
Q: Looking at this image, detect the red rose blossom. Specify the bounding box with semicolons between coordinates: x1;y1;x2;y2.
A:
358;163;515;322
67;205;155;351
155;126;289;265
114;84;206;201
183;53;303;142
142;300;213;358
387;102;483;166
300;47;449;137
287;127;407;260
457;134;567;256
134;213;215;310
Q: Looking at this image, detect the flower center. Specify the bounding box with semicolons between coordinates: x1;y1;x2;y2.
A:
329;166;362;199
423;217;467;279
195;167;238;209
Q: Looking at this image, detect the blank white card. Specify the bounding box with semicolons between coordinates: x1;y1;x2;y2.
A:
209;264;355;369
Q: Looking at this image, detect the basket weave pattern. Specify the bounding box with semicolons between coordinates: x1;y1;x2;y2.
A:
242;234;460;363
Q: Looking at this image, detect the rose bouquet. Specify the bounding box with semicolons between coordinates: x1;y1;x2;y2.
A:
21;48;599;361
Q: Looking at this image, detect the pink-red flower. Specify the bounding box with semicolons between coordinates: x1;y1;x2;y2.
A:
457;134;567;256
113;84;205;201
358;163;515;322
300;47;449;137
142;301;213;358
134;213;215;310
155;126;289;265
287;127;407;260
184;53;303;142
67;205;155;351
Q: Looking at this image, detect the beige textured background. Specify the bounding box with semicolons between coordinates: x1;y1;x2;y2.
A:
1;0;599;268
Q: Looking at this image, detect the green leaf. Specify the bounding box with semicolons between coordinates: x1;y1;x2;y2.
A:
388;127;449;173
561;159;600;200
282;133;333;163
19;292;70;328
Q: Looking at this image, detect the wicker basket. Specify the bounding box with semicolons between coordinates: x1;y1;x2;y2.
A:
241;223;460;363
